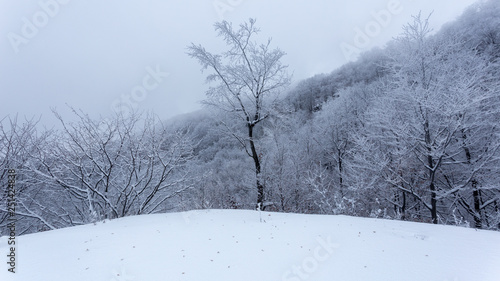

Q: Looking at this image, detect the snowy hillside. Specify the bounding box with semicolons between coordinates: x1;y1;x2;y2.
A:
2;210;500;281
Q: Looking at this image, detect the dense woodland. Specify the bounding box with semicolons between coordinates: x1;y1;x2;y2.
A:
2;0;499;235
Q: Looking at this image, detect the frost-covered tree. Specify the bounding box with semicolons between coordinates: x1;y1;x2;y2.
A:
0;117;55;234
260;112;320;213
188;19;291;209
23;111;193;223
312;82;377;215
357;12;500;226
444;0;500;60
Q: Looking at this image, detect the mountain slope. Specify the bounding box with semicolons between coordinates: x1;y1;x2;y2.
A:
1;210;499;281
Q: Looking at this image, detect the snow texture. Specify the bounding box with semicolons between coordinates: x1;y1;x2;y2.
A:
1;210;499;281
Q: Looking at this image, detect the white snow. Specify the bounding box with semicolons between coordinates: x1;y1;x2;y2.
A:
1;210;499;281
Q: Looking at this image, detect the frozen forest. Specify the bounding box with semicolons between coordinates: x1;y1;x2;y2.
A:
1;0;500;235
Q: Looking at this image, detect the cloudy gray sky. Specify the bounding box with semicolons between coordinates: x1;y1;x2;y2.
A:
0;0;478;126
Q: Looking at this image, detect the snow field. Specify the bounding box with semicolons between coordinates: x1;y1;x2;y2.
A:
1;209;499;281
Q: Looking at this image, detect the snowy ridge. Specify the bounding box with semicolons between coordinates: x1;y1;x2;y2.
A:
1;210;500;281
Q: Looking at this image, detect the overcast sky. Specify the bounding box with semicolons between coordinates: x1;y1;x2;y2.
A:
0;0;478;127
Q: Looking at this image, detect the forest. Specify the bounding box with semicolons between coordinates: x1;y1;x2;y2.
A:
1;0;499;235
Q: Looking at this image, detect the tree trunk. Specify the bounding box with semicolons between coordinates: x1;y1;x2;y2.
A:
338;149;344;190
402;191;406;220
393;190;406;220
424;120;438;224
462;130;483;228
248;123;264;209
472;185;482;228
429;177;438;224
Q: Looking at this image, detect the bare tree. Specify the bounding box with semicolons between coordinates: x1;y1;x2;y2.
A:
355;13;500;226
23;110;193;223
0;116;61;234
187;18;291;209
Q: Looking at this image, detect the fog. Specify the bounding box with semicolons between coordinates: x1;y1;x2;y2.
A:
0;0;477;126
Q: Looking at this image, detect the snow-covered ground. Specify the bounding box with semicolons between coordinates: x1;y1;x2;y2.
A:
1;210;499;281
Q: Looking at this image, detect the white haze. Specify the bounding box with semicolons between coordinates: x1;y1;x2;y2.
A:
0;0;477;126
